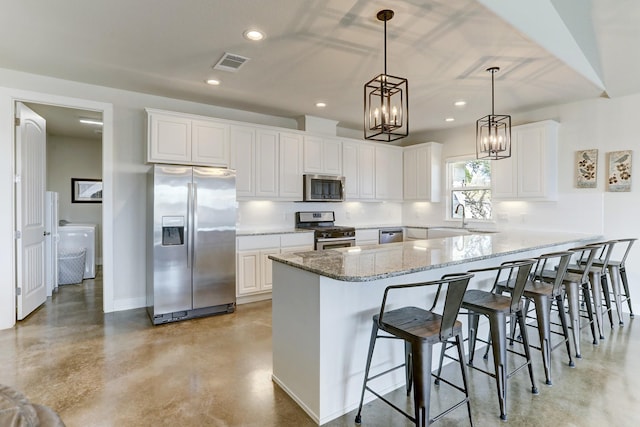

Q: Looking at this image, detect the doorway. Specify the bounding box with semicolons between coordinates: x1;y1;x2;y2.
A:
0;88;114;329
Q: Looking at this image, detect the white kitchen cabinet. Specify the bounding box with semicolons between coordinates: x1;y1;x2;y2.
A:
279;132;304;200
230;125;255;197
236;233;313;302
492;120;559;200
147;109;229;167
403;142;442;202
405;227;428;241
255;129;279;198
375;145;403;201
343;140;375;200
303;136;343;175
356;229;379;246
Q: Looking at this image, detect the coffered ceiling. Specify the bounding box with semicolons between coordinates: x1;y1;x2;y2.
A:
2;0;638;141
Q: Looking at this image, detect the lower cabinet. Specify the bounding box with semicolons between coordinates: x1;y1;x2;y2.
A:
236;232;314;303
356;229;379;246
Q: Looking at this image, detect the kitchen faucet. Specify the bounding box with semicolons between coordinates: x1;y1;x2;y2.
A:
455;204;467;228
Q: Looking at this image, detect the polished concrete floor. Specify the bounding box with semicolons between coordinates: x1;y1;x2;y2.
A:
1;271;640;426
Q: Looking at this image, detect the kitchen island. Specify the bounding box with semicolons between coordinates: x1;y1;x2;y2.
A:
269;230;597;425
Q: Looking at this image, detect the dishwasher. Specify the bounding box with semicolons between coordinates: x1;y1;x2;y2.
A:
379;228;404;244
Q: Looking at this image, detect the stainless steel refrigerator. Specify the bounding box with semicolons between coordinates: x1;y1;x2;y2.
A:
147;164;236;325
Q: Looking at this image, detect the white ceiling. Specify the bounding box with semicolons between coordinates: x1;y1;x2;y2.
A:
3;0;639;142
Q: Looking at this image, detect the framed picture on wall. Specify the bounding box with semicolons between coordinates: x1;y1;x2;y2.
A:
71;178;102;203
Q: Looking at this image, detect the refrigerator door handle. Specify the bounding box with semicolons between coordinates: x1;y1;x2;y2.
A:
187;182;193;270
192;182;198;268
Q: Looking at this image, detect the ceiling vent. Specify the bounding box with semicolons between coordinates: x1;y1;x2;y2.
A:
213;52;250;72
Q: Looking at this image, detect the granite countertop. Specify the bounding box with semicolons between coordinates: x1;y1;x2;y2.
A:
269;230;599;282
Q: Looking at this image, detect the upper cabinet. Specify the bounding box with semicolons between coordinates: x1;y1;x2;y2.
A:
375;145;403;201
493;120;559;201
147;109;229;167
343;140;375;200
403;142;442;202
278;132;304;200
303;136;343;175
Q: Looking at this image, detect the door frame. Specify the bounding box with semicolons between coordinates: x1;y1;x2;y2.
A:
0;87;114;329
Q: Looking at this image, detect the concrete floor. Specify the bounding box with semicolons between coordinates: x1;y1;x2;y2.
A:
1;270;639;426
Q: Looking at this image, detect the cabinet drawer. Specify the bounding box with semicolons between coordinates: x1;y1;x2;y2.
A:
237;235;280;251
281;232;314;248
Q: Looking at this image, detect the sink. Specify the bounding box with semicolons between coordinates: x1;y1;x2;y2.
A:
427;227;497;239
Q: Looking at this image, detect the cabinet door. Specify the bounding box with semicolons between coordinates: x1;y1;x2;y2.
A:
232;125;256;198
303;135;323;173
323;138;343;175
192;120;229;166
279;132;303;199
260;248;280;291
403;147;418;200
516;126;547;198
358;143;376;199
255;129;279;198
492;148;517;199
375;145;402;200
343;141;359;199
237;251;260;295
148;113;191;163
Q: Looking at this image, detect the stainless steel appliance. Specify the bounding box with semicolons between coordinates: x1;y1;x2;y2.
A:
303;174;345;202
379;228;404;244
295;211;355;250
147;164;236;325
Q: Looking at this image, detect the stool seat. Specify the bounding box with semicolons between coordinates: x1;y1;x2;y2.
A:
462;290;521;313
377;307;463;344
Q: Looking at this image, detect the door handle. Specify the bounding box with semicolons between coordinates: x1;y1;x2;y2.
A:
44;231;51;236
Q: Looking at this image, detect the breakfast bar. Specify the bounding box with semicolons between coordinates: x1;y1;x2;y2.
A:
269;230;597;425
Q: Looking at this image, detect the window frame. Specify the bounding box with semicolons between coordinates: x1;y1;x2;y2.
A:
445;155;494;223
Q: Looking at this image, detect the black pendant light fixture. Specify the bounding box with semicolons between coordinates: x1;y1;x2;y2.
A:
476;67;511;160
364;9;408;142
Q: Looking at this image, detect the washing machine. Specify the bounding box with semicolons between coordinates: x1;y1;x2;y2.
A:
58;223;96;279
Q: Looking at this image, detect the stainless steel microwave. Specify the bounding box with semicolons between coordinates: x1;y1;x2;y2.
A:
303;174;345;202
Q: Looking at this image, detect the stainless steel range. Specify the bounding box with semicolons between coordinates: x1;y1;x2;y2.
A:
295;211;356;250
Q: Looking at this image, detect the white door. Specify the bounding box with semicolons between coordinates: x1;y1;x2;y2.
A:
15;102;47;320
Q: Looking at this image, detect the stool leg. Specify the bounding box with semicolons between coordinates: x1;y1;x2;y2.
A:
590;272;605;340
517;309;539;395
600;273;614;328
619;266;634;317
555;294;574;367
488;312;508;421
467;313;480;366
454;333;474;427
355;321;379;424
608;265;624;325
565;281;582;357
412;341;432;427
434;339;447;386
581;282;598;345
532;294;552;385
405;341;413;395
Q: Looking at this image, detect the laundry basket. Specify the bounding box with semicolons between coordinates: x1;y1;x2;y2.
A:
58;248;86;285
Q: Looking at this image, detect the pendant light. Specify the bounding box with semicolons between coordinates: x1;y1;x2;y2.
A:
476;67;511;160
364;9;408;142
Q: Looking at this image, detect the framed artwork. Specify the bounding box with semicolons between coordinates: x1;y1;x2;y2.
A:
71;178;102;203
576;149;598;188
607;150;632;192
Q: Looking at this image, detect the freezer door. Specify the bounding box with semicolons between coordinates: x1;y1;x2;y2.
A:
192;167;236;308
152;165;193;314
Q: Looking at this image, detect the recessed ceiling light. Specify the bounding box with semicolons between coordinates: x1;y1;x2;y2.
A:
206;78;221;86
445;117;455;122
454;100;466;107
316;102;327;108
243;29;265;41
79;118;103;126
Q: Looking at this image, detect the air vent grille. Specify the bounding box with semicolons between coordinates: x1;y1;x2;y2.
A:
214;52;250;72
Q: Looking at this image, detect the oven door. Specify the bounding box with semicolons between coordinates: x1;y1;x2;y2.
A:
316;237;356;250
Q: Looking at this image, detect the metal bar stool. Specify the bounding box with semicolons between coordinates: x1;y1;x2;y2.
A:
589;238;636;324
500;251;574;386
355;273;475;427
450;259;537;421
568;241;615;339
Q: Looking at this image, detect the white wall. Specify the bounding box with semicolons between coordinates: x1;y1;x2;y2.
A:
47;135;103;263
405;94;640;314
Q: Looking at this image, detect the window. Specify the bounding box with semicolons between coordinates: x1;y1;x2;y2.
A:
447;157;492;221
